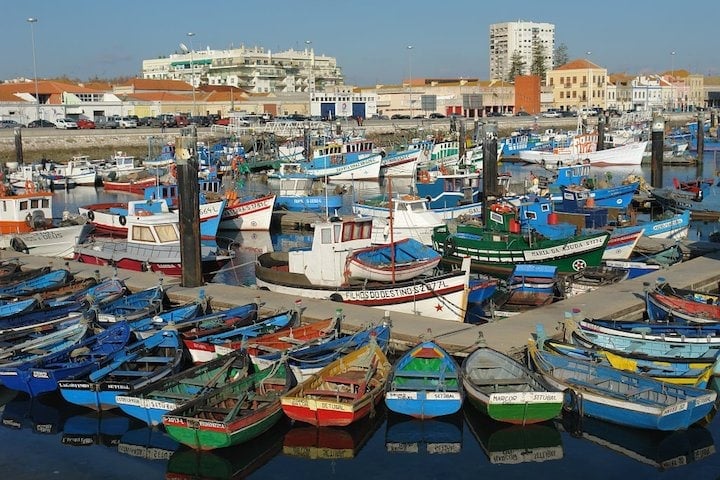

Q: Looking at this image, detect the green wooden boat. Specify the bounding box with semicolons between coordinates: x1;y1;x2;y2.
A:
431;208;610;278
461;346;564;425
162;361;295;451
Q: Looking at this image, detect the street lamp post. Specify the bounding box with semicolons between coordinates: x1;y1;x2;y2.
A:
27;17;40;122
180;32;197;117
671;51;676;111
407;45;413;118
305;40;314;93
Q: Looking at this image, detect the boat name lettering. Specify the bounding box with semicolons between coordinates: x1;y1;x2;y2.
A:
426;392;461;400
0;371;16;376
426;443;461;454
25;231;64;241
286;398;309;408
661;456;688;469
163;417;185;425
523;237;606;261
144;399;177;411
198;420;226;429
115;396;142;406
661;401;688;416
386;391;417;400
651;217;684;231
199;205;219;216
31;371;49;379
59;382;89;389
35;424;53;434
343;280;449;301
695;393;716;406
106;383;131;391
316;400;349;412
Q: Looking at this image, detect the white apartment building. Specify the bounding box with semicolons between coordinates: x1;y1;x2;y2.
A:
489;21;555;81
142;45;344;94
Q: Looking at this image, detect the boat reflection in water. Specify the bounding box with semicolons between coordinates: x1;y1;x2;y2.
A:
385;411;463;455
61;411;140;448
165;419;289;480
464;406;563;464
117;426;179;462
284;408;385;460
560;413;715;470
0;392;83;435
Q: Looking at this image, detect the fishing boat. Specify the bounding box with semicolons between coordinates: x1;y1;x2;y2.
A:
96;285;168;323
183;310;297;364
650;187;720;222
490;265;562;315
528;339;717;431
344;237;441;282
384;340;463;419
654;279;720;305
125;301;208;339
518;130;647;166
102;176;157;194
578;318;720;344
25;276;99;303
562;265;629;297
280;335;391;427
0;298;41;318
162;361;295;450
252;323;391;383
73;212;234;279
0;303;87;342
58;329;184;411
218;194;276;231
461;345;564;425
645;287;720;324
79;198;226;239
255;215;473;323
301;152;383;181
47;277;127;307
0;322;133;397
0;268;73;299
115;349;251;426
540;334;714;388
432;205;610;278
413;168;481;209
243;317;338;358
352;195;445;245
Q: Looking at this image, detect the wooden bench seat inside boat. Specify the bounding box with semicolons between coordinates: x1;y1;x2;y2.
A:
111;370;155;377
303;389;357;399
473;378;528;386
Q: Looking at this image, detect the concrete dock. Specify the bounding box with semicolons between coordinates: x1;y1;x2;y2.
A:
9;246;720;359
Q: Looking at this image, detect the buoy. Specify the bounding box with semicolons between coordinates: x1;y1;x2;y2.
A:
548;212;559;225
585;196;596;208
509;218;521;234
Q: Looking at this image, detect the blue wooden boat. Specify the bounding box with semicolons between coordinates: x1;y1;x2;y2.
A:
183;310;297;364
646;288;720;325
97;285;168;323
275;193;343;213
557;182;638;211
414;169;480;209
491;265;561;314
58;329;184;411
570;328;720;376
126;301;208;339
384;340;463;419
173;302;260;340
540;333;713;388
252;323;391;383
115;349;250;426
528;339;717;431
47;277;128;307
0;317;91;370
0;301;86;340
0;269;72;299
0;298;41;318
0;322;133;397
579;318;720;343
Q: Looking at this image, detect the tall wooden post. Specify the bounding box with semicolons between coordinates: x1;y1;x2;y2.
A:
14;127;23;165
458;120;466;166
650;115;664;188
696;114;705;167
482;122;499;225
176;126;202;287
596;110;605;151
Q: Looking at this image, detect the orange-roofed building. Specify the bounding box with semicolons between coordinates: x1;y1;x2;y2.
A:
546;58;607;112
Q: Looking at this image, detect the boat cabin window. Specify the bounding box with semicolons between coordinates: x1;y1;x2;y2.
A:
155;224;179;242
19;200;27;211
524;211;537;221
338;220;372;242
408;202;426;212
132;225;157;243
321;226;333;244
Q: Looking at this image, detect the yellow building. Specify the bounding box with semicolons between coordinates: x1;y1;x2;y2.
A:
546;59;607;112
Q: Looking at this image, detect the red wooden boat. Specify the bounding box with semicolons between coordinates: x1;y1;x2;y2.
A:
647;290;720;324
672;177;714;201
280;337;391;427
103;176;157;194
245;317;338;358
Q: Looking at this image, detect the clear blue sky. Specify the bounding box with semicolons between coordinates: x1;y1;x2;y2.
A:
4;0;717;86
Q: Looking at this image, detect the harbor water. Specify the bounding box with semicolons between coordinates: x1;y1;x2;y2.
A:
4;153;720;479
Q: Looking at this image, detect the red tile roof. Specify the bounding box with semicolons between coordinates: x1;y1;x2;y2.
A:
556;59;603;70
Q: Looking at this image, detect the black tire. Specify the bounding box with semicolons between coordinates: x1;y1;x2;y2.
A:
329;293;343;302
87;210;94;221
118;215;126;226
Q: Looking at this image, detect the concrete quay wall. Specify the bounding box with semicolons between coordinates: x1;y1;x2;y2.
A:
10;248;720;358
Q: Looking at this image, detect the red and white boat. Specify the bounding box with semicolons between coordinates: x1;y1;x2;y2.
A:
79;198;226;238
344;237;441;282
519;130;647;166
74;213;234;278
103;176;157;194
219;194;276;231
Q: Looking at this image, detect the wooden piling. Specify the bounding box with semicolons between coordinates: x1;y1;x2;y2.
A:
650;115;664;188
176;126;202;288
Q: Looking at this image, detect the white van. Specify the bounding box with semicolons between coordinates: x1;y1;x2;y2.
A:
55;118;78;129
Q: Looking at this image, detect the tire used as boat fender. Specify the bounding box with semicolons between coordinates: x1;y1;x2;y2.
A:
329;293;343;302
118;215;126;226
86;210;94;221
25;213;32;224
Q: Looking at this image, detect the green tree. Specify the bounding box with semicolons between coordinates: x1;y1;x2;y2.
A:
530;42;547;80
554;43;569;67
507;50;526;83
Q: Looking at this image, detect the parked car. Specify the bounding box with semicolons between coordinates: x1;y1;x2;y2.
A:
76;119;95;129
137;116;153;126
55;118;78;129
149;114;177;128
174;114;189;127
214;118;230;126
0;120;24;128
118;116;138;128
561;110;578;117
541;109;561;118
390;114;410;120
515;111;530;117
189;115;211;127
95;116;119;129
428;113;446;119
27;119;55;128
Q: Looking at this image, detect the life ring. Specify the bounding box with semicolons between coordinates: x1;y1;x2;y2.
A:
490;203;514;214
401;194;419;201
444;237;456;256
118;215;127;226
439;165;449;175
25;180;35;193
86;210;95;221
418;170;431;183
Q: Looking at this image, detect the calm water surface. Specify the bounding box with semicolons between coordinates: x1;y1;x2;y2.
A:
8;153;720;479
